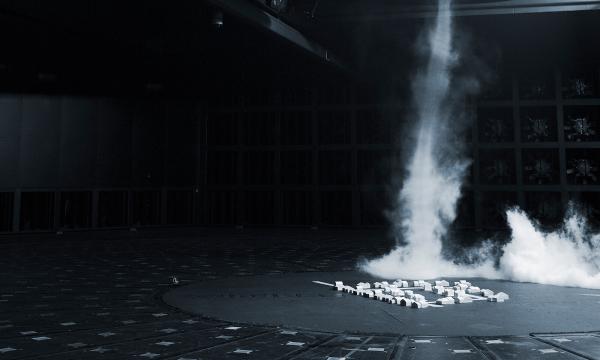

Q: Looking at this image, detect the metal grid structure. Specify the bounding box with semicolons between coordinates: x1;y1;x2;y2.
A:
0;66;599;233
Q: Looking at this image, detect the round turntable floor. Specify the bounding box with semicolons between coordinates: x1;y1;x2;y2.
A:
163;271;600;336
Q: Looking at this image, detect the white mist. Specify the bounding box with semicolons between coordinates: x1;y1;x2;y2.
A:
359;0;600;289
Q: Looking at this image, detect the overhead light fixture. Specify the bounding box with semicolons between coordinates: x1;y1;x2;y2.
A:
211;10;224;28
268;0;288;13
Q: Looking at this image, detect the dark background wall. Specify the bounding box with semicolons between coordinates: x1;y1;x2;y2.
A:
0;2;599;233
1;63;600;233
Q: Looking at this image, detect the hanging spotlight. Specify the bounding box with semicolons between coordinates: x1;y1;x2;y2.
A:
268;0;288;13
211;9;224;28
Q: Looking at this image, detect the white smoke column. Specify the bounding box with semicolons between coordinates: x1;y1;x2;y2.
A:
500;208;600;289
359;0;600;288
360;0;498;279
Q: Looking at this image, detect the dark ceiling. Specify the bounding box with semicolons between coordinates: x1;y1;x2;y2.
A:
0;0;599;96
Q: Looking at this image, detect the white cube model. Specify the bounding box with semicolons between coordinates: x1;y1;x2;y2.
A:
443;288;455;297
413;280;421;287
335;281;344;291
455;289;466;297
400;298;413;307
423;283;433;292
489;292;509;302
404;290;414;297
411;300;428;309
412;294;426;302
455;295;473;304
364;290;374;298
435;280;450;287
480;289;494;297
401;281;409;288
436;297;454;305
466;286;481;294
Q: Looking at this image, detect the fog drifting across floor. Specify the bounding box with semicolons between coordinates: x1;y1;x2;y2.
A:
358;0;600;289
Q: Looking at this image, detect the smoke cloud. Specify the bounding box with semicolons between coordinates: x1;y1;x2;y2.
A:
359;0;600;289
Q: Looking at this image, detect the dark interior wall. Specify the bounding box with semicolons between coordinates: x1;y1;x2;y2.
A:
0;3;599;233
2;63;599;233
0;95;202;232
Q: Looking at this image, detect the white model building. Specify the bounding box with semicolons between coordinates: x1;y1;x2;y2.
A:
436;297;454;305
480;289;494;297
455;295;473;304
435;280;450;287
488;292;509;302
329;278;507;310
466;286;481;294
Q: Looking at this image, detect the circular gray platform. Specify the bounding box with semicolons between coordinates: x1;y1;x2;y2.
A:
163;271;600;336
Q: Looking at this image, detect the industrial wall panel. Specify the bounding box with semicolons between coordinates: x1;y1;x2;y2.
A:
243;151;275;185
480;191;518;229
357;150;391;185
519;70;555;100
20;96;60;188
244;112;277;146
59;191;92;229
281;111;311;146
520;107;557;142
95;99;132;187
132;101;165;187
318;111;351;145
281;151;312;185
244;191;275;225
478;107;514;143
132;190;161;226
165;101;197;187
0;97;21;188
356;109;390;144
59;97;97;188
98;191;128;227
20;191;54;231
0;192;13;231
320;191;352;226
167;190;193;225
359;190;387;226
319;150;352;185
281;191;312;225
522;149;560;185
207;151;237;185
563;106;600;142
524;191;562;227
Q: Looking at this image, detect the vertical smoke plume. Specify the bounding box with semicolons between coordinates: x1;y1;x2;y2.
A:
360;0;600;288
360;0;496;279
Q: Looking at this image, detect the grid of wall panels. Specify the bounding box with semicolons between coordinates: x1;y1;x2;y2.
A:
0;65;599;232
475;65;600;229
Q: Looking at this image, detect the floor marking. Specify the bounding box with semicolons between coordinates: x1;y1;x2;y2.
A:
286;341;305;346
232;349;254;354
414;339;433;343
312;280;334;287
553;338;572;343
368;347;385;351
485;339;505;344
453;349;473;353
539;348;559;354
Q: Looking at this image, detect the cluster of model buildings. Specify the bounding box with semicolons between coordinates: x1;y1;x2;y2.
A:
334;279;509;309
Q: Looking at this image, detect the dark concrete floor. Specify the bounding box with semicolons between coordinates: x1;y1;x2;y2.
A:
0;228;599;359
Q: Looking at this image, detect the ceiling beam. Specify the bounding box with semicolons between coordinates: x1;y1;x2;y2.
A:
205;0;346;70
321;0;600;21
